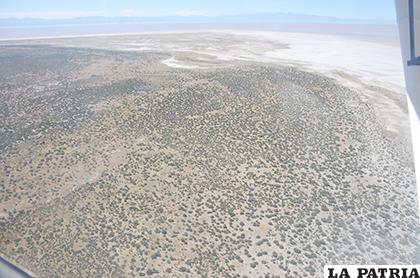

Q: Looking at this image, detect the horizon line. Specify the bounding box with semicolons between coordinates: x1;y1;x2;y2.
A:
0;11;395;22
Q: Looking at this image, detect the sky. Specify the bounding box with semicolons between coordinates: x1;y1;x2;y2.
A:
0;0;396;20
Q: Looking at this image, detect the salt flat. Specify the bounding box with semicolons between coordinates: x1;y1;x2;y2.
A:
13;31;408;136
0;31;418;277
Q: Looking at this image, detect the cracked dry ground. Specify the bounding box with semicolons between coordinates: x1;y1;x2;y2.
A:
0;45;419;277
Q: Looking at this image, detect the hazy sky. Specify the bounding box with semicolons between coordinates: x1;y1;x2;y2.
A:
0;0;396;20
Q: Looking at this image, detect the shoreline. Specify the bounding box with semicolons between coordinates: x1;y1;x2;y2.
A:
0;29;408;145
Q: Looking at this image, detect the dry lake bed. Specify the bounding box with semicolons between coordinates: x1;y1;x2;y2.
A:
0;32;419;277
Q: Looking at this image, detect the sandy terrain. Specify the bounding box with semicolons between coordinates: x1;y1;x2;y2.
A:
0;32;418;277
8;31;407;137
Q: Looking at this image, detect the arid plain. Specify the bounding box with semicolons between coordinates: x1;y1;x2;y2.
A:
0;32;419;277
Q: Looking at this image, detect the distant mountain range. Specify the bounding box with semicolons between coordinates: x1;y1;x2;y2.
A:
0;13;395;27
